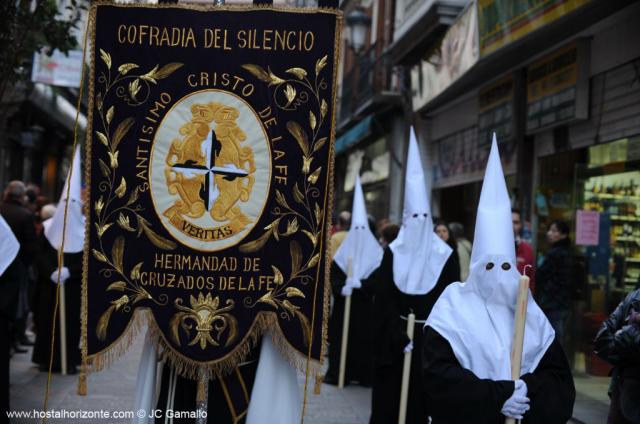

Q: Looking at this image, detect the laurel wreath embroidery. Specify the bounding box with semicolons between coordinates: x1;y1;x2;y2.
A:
94;49;183;341
239;55;330;346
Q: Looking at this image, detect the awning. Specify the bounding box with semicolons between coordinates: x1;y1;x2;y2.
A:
335;115;373;155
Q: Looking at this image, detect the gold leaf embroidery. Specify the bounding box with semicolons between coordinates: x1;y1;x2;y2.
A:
282;299;299;314
129;79;141;100
139;219;177;250
321;99;328;118
314;203;322;226
154;63;184;79
113;117;134;150
92;249;108;263
275;190;290;209
302;230;317;246
284;84;296;107
130;262;143;280
238;230;271;253
290;240;302;275
307;167;322;184
96;92;103;111
117;213;135;232
294;309;311;347
96;131;109;147
268;68;285;85
282;218;299;236
112;236;125;273
96;304;115;341
106;281;126;291
307;253;320;268
99;49;111;70
257;292;278;308
106;106;114;125
315;55;327;75
272;266;283;285
140;64;158;84
241;64;271;83
286;121;309;156
313;137;327;154
286;67;307;79
115;177;126;198
293;182;305;204
98;159;110;177
286;287;305;298
117;63;138;75
302;156;313;174
309;111;317;130
95;197;104;215
95;222;112;237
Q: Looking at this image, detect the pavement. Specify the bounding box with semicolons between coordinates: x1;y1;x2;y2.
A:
8;335;608;423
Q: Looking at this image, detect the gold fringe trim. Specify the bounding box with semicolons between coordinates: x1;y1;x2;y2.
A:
88;309;147;373
313;374;322;395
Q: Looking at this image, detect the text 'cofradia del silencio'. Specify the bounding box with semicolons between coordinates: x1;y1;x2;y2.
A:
116;25;316;52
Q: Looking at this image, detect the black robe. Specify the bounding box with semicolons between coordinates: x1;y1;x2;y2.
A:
325;261;375;386
369;247;460;424
422;327;575;424
31;235;82;372
155;343;260;424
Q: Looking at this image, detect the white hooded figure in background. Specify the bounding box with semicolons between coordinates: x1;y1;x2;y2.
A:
389;127;452;295
44;146;85;255
333;174;383;296
0;215;19;276
423;134;574;423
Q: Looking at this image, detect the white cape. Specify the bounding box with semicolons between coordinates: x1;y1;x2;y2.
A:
0;215;19;275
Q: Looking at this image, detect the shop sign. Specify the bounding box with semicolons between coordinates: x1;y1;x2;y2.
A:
431;126;516;188
478;74;514;145
525;40;589;133
410;3;479;111
576;210;600;246
478;0;591;57
31;49;83;88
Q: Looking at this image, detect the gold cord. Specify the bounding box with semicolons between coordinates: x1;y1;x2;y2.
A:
42;13;90;421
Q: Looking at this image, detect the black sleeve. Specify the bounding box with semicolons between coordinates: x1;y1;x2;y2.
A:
329;261;346;298
594;292;640;367
422;327;514;424
520;338;576;423
372;248;410;365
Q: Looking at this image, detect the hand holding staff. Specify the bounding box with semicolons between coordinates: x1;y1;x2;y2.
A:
338;258;353;389
505;268;530;424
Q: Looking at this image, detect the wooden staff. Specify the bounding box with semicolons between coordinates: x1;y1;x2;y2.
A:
338;259;352;389
505;270;530;424
57;256;68;376
397;313;415;424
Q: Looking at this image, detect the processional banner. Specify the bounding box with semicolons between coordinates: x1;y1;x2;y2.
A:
82;2;341;378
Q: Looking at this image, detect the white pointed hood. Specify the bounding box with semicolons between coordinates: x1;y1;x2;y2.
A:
334;175;383;295
44;146;85;253
389;127;452;294
0;215;19;275
426;134;555;380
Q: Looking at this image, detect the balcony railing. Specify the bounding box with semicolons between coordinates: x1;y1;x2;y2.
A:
339;44;401;125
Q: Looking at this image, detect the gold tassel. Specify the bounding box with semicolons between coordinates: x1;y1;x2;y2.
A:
77;370;87;396
313;374;322;395
196;376;206;403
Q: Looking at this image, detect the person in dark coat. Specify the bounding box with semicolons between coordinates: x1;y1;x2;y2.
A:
594;288;640;423
536;220;572;344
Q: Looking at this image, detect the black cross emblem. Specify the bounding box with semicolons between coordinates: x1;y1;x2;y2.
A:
171;130;249;211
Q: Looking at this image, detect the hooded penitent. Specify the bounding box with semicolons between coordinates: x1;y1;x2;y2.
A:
0;214;19;275
44;146;85;253
389;127;451;295
333;174;383;296
426;134;555;380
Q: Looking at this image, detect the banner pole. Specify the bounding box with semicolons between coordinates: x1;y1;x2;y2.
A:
397;313;415;424
337;258;352;389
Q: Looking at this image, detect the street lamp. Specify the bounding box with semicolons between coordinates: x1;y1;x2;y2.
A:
346;6;371;54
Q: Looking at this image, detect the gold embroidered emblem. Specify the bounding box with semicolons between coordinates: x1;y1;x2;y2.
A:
163;102;255;242
150;90;271;252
